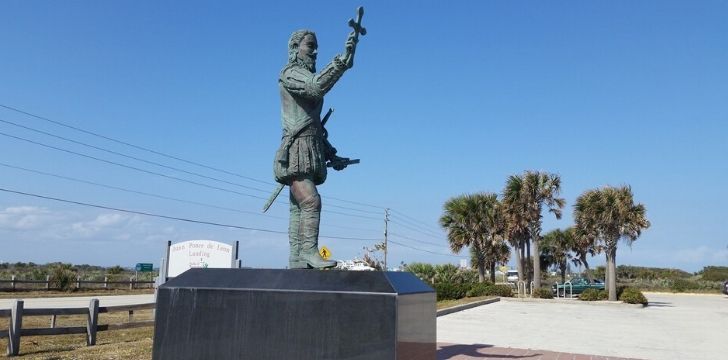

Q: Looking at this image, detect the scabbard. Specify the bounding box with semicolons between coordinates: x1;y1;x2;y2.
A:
262;183;285;213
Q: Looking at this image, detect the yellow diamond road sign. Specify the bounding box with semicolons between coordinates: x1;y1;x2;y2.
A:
319;246;331;260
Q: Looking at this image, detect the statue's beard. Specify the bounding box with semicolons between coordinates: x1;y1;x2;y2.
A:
297;56;316;72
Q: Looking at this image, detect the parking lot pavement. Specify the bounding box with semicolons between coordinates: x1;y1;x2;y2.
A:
437;343;641;360
437;293;728;360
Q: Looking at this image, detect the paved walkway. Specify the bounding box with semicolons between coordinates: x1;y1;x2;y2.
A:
438;293;728;360
437;343;639;359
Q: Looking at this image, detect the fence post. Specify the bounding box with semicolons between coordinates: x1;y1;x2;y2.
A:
86;299;99;346
11;275;16;291
76;276;81;290
45;275;50;290
104;276;108;289
129;276;134;290
128;310;134;322
7;299;23;356
50;315;57;328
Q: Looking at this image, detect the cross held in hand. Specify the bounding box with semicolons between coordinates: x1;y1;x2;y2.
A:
348;6;367;39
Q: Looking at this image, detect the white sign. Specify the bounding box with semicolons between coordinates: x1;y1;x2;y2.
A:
167;240;234;277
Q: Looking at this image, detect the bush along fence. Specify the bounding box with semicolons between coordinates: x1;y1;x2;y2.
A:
0;276;154;291
0;298;155;356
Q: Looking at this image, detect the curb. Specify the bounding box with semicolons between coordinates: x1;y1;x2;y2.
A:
436;297;500;317
499;296;645;308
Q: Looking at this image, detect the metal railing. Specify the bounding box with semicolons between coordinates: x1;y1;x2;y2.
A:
554;280;573;298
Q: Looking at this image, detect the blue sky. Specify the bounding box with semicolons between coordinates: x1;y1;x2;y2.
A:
0;1;726;272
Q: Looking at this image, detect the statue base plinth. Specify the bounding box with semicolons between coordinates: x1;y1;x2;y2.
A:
152;268;435;360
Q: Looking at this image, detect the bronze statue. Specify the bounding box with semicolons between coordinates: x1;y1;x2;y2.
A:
263;7;365;269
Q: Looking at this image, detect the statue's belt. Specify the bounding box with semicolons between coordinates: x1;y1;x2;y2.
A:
276;122;318;164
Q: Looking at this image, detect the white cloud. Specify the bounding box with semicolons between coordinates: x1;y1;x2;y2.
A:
70;213;132;237
0;206;60;230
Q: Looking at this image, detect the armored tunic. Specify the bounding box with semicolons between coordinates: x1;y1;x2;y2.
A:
274;57;348;185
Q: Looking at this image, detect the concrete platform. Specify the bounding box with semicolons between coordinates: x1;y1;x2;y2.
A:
437;293;728;360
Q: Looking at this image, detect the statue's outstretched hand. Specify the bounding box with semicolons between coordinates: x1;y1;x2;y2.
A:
341;32;358;68
329;155;350;171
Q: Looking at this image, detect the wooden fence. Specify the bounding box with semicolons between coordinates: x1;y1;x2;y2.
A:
0;276;155;291
0;299;155;356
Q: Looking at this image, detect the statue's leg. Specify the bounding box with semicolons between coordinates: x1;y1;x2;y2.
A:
290;178;336;269
288;190;308;269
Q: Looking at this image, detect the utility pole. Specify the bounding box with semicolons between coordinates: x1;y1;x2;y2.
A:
383;208;390;271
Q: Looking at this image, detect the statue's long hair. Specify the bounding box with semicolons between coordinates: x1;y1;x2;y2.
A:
288;29;316;64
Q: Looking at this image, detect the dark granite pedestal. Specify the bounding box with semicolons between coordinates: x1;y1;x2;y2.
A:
152;268;435;360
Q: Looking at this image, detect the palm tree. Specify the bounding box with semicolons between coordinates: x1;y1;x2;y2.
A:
440;193;505;283
502;175;530;285
471;242;511;283
574;186;650;300
503;171;565;290
541;228;575;283
570;226;600;281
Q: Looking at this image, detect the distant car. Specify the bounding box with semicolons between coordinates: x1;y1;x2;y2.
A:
552;277;606;296
506;270;519;283
723;280;728;295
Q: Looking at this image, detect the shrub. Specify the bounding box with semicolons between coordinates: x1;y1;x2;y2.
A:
698;266;728;282
533;287;553;299
48;265;77;291
619;287;648;305
107;265;125;275
579;288;608;301
30;268;48;281
670;278;700;292
484;284;514;297
405;263;436;284
434;282;467;301
466;283;491;297
433;264;460;284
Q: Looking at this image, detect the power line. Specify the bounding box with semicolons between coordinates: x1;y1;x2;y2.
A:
0;117;270;193
0;104;386;212
322;195;384;210
0;161;285;220
389;219;444;239
0;104;445;228
389;232;446;248
0;103;274;186
388;239;461;258
0;161;382;233
0;117;382;215
389;208;442;233
0;130;379;221
0;186;381;242
0;130;268;200
322;209;382;221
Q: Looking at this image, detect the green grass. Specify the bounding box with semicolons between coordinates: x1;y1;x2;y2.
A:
1;310;154;359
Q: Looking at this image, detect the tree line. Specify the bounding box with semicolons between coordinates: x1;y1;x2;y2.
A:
439;170;650;301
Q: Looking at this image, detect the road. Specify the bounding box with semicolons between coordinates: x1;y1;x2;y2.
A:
0;294;154;309
438;292;728;360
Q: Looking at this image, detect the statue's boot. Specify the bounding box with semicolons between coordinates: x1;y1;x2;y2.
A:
298;193;337;269
288;193;308;269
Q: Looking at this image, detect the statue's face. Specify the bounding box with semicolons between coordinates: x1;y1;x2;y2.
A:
297;34;318;69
